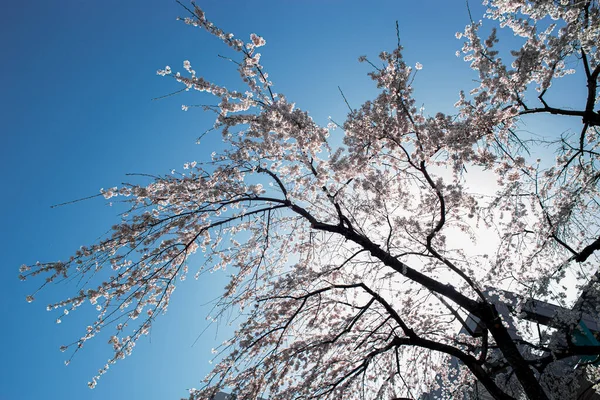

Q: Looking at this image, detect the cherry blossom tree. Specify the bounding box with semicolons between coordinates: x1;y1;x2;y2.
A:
21;1;600;399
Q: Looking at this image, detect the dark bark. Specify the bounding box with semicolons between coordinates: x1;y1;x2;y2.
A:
297;211;550;399
575;236;600;262
478;303;550;400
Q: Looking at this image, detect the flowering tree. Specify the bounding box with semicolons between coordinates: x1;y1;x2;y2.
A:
21;1;600;399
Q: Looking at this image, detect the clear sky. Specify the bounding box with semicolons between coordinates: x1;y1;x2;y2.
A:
1;1;580;399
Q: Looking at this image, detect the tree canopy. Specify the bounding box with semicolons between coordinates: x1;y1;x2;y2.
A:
22;1;600;399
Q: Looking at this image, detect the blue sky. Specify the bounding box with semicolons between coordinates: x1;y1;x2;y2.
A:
2;1;577;399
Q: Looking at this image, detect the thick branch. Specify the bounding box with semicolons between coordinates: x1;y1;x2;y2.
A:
520;106;599;126
307;217;482;315
574;236;600;262
392;335;515;400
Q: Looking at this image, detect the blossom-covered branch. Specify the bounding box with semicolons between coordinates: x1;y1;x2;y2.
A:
23;1;600;399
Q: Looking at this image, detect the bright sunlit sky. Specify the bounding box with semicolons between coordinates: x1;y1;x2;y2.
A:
0;1;585;399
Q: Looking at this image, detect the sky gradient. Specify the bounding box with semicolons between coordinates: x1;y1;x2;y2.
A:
1;1;576;399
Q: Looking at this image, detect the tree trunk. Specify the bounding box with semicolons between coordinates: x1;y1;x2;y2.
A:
480;303;549;400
